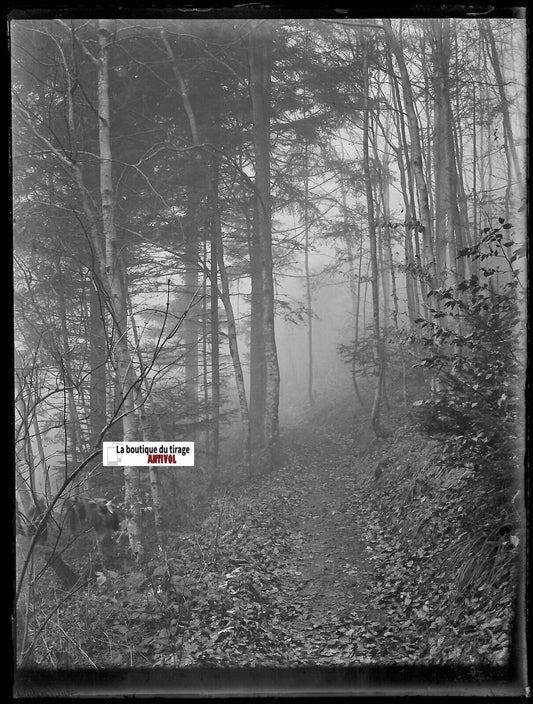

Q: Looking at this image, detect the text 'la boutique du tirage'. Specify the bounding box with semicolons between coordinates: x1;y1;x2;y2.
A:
103;442;194;466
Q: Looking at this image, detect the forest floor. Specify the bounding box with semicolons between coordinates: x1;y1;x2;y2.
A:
268;424;386;665
153;416;388;668
158;402;517;671
25;398;520;679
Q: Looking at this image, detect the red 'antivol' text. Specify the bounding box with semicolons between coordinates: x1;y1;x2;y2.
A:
147;454;177;464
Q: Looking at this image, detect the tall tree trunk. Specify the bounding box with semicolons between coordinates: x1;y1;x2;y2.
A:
97;20;144;561
380;138;399;327
161;29;203;452
302;30;314;407
248;22;280;471
432;19;449;286
371;136;388;331
362;50;386;439
372;133;395;329
208;164;220;474
237;138;265;460
472;78;479;241
88;280;107;488
210;158;252;475
432;20;463;288
202;239;211;461
54;261;82;466
127;291;167;548
388;54;420;323
303;137;314;407
249;197;266;457
480;20;523;193
404;226;419;326
383;20;437;290
184;222;200;436
340;176;366;410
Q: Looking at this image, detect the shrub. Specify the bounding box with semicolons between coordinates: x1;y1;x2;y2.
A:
412;220;525;494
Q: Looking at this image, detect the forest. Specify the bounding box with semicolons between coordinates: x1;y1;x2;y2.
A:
12;14;527;694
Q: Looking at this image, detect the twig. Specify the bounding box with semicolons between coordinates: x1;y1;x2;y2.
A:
50;620;98;669
19;579;90;667
211;490;228;564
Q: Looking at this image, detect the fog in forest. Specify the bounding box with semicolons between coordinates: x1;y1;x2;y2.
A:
13;14;527;692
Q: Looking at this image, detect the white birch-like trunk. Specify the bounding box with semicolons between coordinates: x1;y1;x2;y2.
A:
97;20;144;561
383;20;437;290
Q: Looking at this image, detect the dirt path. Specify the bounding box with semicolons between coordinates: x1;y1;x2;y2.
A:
271;428;385;665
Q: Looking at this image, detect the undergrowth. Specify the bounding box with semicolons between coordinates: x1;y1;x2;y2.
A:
362;422;522;666
24;477;300;668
